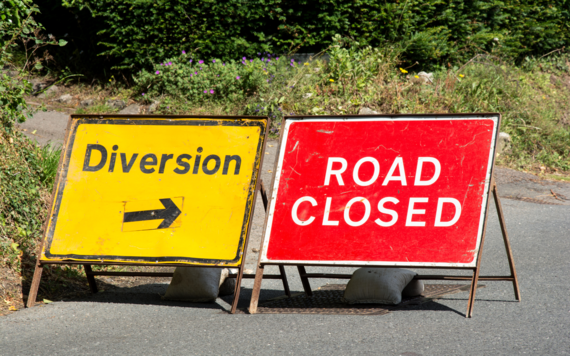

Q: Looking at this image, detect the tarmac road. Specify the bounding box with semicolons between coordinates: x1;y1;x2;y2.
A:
2;111;569;355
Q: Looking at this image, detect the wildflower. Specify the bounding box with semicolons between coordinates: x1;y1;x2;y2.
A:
142;93;145;96
155;70;160;74
459;74;464;78
160;63;163;66
189;59;193;63
399;68;408;74
168;62;172;65
304;63;309;66
210;89;214;94
261;57;265;61
200;67;202;70
217;74;219;77
223;63;225;66
330;79;334;82
257;52;261;55
250;59;253;63
199;60;204;64
236;76;241;80
267;79;269;82
204;90;207;93
414;75;419;78
291;59;294;62
182;50;186;54
276;57;279;60
195;72;198;75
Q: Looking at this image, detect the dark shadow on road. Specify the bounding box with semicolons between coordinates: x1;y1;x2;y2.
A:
48;283;290;313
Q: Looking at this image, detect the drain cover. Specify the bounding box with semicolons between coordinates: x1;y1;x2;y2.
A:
254;284;484;315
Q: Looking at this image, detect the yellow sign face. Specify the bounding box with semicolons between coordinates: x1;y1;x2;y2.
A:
40;116;267;266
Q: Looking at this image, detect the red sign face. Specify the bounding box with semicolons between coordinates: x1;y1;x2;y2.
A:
260;116;499;267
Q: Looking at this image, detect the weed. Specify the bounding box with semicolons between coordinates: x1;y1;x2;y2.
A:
37;144;62;187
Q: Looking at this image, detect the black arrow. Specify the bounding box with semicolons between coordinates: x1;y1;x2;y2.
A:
123;198;182;229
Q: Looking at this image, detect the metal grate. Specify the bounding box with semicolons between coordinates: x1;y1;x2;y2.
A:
254;284;483;315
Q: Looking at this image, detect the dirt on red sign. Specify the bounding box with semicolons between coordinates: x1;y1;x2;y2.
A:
260;115;499;267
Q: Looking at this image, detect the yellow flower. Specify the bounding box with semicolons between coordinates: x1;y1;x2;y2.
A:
399;68;408;74
304;63;309;66
414;75;419;78
459;74;464;78
329;79;334;82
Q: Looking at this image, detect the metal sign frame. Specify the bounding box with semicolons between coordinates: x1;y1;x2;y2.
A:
249;114;521;317
26;114;291;314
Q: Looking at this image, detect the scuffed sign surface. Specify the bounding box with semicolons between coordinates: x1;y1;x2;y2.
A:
41;117;266;266
261;116;498;267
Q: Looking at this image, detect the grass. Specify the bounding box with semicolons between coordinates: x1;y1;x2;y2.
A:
37;144;62;187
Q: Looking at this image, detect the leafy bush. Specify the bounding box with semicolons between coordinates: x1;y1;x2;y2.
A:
135;53;287;103
134;51;327;125
1;1;67;306
63;0;570;72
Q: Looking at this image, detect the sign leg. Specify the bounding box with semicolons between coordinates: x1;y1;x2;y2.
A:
26;263;44;308
278;265;291;297
492;184;521;301
249;264;265;314
83;265;99;293
230;263;246;314
297;265;313;296
466;266;482;318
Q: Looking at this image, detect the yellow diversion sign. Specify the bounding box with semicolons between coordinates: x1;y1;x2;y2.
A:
40;115;267;266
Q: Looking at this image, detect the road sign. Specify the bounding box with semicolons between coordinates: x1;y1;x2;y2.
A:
250;114;520;317
40;116;267;266
260;115;498;266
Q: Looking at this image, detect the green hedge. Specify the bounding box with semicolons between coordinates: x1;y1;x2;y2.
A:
61;0;570;71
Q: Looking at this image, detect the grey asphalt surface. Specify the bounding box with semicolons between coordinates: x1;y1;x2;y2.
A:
2;111;569;355
17;110;69;147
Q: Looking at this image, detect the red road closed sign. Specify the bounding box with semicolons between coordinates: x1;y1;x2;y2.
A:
260;115;499;267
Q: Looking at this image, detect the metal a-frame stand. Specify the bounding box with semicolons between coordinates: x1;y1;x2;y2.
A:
250;179;520;317
27;180;291;314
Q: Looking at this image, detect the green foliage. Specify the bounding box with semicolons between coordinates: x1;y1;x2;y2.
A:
1;0;65;277
0;132;50;271
327;34;402;90
135;54;284;103
1;0;40;60
62;0;570;71
37;145;62;187
0;73;32;129
134;52;326;125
